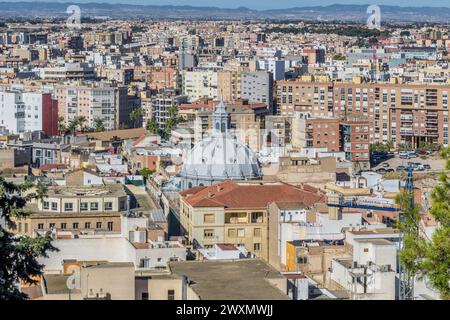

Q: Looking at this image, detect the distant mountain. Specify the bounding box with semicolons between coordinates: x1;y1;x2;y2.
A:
0;2;449;23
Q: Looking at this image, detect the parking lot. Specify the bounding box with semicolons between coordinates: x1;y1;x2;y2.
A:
372;153;447;172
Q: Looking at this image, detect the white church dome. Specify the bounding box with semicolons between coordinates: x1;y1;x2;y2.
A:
179;101;261;189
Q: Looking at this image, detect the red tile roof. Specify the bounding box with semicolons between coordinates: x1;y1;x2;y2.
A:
182;181;325;209
39;164;68;171
216;243;239;251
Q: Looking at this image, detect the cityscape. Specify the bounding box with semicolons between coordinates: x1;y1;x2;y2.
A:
0;0;449;305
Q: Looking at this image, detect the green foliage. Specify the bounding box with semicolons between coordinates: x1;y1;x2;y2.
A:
129;108;144;128
370;142;389;154
418;141;440;152
93;118;105;132
162;105;181;139
0;178;57;300
146;118;159;134
333;54;346;61
57;116;66;134
139;167;155;180
67;116;88;135
397;148;450;299
398;142;413;151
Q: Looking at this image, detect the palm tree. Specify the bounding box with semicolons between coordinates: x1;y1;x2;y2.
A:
77;116;87;132
57;116;67;135
93;118;105;132
129;107;144;128
146;118;158;134
67;118;78;135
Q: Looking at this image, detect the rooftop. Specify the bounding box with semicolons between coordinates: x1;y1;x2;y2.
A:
169;259;289;300
46;184;127;198
181;181;324;209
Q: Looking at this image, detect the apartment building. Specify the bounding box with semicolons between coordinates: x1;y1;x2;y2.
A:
182;69;218;101
178;181;324;261
240;71;273;109
0;90;58;136
11;184;130;237
40;62;95;80
54;83;118;130
276;78;449;147
83;30;132;47
142;91;188;130
134;66;178;91
217;69;241;102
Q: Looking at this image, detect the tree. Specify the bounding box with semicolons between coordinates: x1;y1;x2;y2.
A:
163;105;180;138
397;147;450;299
0;179;57;299
129;108;144;128
146;118;158;134
77;116;87;132
93;118;105;132
57;116;67;135
66;116;88;135
370;142;390;154
419;148;450;299
139;167;155;180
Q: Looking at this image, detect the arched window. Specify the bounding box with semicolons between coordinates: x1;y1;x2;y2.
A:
188;182;193;189
215;123;220;131
221;122;225;133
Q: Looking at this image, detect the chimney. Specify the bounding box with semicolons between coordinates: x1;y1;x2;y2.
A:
208;191;213;198
217;185;223;192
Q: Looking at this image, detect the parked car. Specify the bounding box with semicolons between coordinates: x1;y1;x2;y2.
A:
399;152;410;159
396;165;406;172
376;168;387;174
382;163;390;168
423;164;431;170
386;168;394;173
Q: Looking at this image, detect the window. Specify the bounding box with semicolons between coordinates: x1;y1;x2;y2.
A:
90;202;99;211
85;222;91;229
364;248;369;253
107;222;113;231
73;222;79;229
227;229;236;238
237;228;245;238
49;223;55;229
64;203;73;212
167;290;175;300
119;200;126;211
80;202;88;211
43;201;49;210
253;243;261;251
96;222;102;229
141;292;149;300
61;223;67;230
37;223;44;230
104;202;113;211
253;228;261;237
203;214;214;224
51;202;58;211
297;256;308;264
140;258;150;268
204;229;214;239
251;212;263;223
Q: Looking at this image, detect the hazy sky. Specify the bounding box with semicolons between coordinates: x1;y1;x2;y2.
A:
26;0;450;10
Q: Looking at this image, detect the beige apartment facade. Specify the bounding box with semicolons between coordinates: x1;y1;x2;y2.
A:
11;185;129;236
276;79;449;147
179;181;324;262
